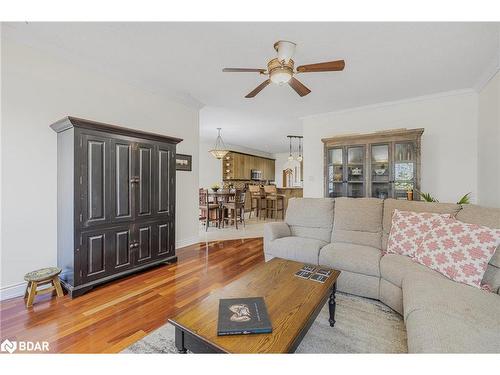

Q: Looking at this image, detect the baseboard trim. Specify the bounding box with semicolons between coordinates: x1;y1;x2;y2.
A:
0;282;27;301
1;237;199;301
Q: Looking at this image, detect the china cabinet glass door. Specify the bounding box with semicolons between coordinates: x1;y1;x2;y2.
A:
346;146;365;198
371;144;391;199
393;142;416;199
327;147;345;197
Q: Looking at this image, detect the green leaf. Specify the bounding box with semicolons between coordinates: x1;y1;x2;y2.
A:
416;190;439;202
457;192;471;205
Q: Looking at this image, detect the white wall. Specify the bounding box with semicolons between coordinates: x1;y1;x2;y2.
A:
302;91;479;204
199;140;273;188
478;70;500;208
1;37;200;298
273;152;302;188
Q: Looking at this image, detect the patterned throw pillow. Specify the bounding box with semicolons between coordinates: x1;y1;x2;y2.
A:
386;209;448;257
414;216;500;288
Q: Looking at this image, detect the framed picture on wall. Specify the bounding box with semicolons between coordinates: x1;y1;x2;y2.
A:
176;154;192;171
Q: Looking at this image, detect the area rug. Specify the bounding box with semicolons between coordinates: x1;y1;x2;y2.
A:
122;293;407;354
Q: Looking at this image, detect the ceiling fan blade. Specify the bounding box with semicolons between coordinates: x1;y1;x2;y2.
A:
245;79;271;98
223;68;266;73
296;60;345;73
288;77;311;97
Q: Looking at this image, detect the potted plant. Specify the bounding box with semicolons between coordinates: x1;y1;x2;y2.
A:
406;187;414;201
211;183;220;192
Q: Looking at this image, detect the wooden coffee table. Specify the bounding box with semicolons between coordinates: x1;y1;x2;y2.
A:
168;258;340;353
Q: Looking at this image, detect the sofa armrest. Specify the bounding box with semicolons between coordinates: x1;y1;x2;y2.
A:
264;222;291;242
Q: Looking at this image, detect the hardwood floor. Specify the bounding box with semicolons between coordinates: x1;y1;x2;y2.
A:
0;238;265;353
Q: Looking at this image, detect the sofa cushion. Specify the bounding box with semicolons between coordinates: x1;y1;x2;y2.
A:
403;273;500;353
405;309;500;353
319;242;382;277
285;198;334;243
386;209;448;257
382;199;461;250
332;198;383;249
265;236;327;265
380;254;444;288
456;204;500;293
414;216;500;289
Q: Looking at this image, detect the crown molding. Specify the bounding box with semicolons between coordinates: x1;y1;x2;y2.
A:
300;89;476;121
474;56;500;93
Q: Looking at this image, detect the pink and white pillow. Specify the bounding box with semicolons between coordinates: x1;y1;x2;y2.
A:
386;209;450;257
414;216;500;289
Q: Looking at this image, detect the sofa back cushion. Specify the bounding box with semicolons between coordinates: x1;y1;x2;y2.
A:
386;209;449;257
332;198;384;249
382;199;461;250
285;198;334;243
414;215;500;289
456;205;500;293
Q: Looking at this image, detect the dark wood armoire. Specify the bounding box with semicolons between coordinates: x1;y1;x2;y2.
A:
51;117;182;297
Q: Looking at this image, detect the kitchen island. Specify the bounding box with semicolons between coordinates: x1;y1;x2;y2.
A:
277;187;303;213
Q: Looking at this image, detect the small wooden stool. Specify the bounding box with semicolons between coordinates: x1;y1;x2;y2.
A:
24;267;64;308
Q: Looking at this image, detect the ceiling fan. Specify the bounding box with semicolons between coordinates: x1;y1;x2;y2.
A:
222;40;345;98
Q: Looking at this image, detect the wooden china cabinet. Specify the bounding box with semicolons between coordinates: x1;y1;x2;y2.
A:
322;128;424;200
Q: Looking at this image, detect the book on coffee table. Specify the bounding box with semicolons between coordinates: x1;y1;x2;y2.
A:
217;297;272;336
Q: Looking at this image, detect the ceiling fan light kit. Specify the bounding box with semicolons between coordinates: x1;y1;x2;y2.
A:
269;58;294;85
223;40;345;98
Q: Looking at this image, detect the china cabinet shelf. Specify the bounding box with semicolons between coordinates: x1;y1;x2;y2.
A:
322;129;423;200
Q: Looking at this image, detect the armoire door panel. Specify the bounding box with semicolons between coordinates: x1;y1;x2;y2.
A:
157;147;172;215
80;230;110;283
88;234;105;275
81;134;111;227
88;141;105;220
115;229;132;268
110;140;135;223
157;223;170;256
137;224;152;263
137;144;153;218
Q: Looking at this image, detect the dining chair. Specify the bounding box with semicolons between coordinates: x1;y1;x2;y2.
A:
264;185;284;220
199;188;219;231
222;190;246;229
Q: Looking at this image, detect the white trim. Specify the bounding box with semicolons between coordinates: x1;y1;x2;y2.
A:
175;235;200;249
300;89;476;121
0;282;27;301
474;56;500;92
0;236;200;302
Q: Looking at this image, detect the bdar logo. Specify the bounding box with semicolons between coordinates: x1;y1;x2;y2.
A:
1;339;17;354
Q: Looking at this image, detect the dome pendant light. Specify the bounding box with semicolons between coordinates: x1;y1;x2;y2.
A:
209;128;229;159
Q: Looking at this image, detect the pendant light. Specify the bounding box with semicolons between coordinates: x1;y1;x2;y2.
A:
209;128;229;159
297;137;303;162
287;136;294;161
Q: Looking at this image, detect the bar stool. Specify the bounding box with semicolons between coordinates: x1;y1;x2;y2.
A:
24;267;64;308
248;185;266;220
264;185;285;220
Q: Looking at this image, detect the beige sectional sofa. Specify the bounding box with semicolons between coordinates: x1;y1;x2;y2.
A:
263;197;500;353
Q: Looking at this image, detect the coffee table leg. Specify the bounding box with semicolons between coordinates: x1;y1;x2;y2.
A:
328;282;337;327
175;327;187;353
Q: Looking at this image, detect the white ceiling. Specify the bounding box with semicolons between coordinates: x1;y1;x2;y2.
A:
4;22;499;152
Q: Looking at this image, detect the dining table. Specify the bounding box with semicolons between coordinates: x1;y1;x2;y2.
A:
206;190;236;228
207;190;236;204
